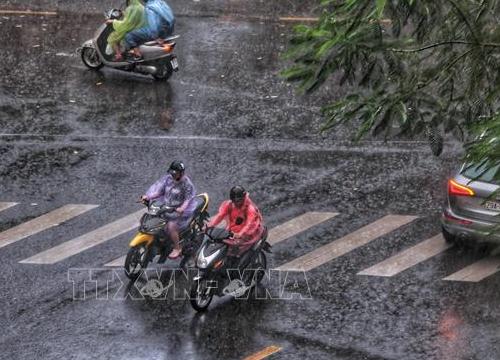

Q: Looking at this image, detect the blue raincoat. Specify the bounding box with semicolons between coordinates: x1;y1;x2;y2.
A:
124;0;175;49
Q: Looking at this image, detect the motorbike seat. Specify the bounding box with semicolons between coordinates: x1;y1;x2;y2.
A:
143;35;180;46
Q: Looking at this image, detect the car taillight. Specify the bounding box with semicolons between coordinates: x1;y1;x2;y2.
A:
448;179;475;196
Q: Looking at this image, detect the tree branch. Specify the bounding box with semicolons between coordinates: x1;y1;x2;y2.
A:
389;40;500;53
417;48;474;90
445;0;480;44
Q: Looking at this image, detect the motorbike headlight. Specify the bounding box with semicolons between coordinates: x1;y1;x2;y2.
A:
197;257;208;269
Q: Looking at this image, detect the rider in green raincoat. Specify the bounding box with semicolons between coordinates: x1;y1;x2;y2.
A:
107;0;145;61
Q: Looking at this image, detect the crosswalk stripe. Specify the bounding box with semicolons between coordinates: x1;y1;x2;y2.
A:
268;212;338;245
243;345;283;360
104;211;338;267
275;215;418;272
19;210;144;264
105;255;127;267
0;204;98;250
443;257;500;282
357;234;451;277
0;202;18;213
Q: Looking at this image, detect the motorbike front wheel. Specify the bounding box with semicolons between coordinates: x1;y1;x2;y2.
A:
124;245;149;280
254;251;267;285
190;278;214;312
81;47;104;70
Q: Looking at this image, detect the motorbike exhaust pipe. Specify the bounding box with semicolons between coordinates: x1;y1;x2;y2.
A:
135;65;158;75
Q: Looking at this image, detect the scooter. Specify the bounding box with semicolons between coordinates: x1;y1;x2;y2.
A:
189;227;272;312
124;194;210;280
79;7;179;80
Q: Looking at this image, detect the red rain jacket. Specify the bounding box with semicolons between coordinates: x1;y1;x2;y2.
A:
208;194;264;256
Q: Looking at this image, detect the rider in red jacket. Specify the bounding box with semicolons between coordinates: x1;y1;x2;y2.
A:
207;186;264;256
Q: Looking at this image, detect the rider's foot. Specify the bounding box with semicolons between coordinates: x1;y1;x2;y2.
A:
128;49;143;61
168;248;182;259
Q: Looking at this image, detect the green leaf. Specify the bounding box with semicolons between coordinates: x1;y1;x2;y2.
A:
282;0;500;166
376;0;387;18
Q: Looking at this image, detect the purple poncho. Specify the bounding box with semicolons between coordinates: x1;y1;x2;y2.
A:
145;174;197;228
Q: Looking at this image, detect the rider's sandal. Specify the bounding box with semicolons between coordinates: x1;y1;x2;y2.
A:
126;51;143;62
168;248;182;259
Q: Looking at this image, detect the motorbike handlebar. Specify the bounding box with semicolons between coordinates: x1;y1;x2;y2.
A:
137;198;150;206
160;206;176;214
204;227;233;242
105;9;123;20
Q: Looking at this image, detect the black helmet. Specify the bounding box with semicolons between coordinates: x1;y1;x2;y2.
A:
168;160;185;177
230;186;246;202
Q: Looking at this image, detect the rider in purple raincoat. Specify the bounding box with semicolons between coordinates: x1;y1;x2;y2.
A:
141;161;196;259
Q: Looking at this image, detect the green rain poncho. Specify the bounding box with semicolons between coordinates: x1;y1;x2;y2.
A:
107;0;145;47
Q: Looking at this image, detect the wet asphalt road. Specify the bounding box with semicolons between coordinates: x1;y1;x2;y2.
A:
1;1;500;360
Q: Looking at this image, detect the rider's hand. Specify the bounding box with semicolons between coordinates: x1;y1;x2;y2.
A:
232;234;242;244
176;208;184;214
140;195;148;203
106;19;114;25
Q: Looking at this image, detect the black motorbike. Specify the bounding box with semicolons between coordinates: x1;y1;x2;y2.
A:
124;194;209;280
189;227;272;311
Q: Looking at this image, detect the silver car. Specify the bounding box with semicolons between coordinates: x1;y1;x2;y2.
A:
442;163;500;245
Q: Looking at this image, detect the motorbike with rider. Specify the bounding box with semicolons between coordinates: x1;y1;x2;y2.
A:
190;186;271;311
125;161;209;280
79;0;179;80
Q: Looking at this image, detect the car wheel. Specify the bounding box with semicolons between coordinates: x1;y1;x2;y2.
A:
442;227;457;245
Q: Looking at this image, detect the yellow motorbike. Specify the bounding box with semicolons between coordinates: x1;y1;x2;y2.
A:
124;194;209;280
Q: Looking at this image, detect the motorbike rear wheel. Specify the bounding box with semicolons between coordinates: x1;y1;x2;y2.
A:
152;60;173;81
124;245;148;280
190;278;214;312
81;47;104;70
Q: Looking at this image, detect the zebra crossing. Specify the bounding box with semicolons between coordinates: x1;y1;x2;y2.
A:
1;201;499;283
358;234;452;277
276;215;417;272
104;211;339;267
20;210;145;264
0;202;18;212
0;204;98;250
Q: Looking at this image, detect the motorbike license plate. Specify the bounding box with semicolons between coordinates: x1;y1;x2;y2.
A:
170;57;178;70
484;201;500;211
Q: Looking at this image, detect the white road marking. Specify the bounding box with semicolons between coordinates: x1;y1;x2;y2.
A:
0;204;98;249
0;202;18;213
20;210;144;264
276;215;418;272
278;16;319;22
268;212;338;245
104;211;338;267
443;257;500;282
0;132;443;146
243;345;283;360
105;254;126;267
0;9;57;16
358;234;452;277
